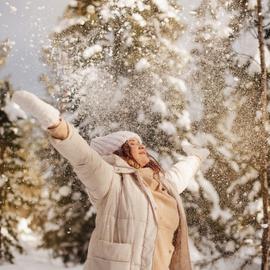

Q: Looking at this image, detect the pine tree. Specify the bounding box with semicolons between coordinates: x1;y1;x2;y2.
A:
0;40;43;264
254;0;270;268
40;0;269;267
180;0;270;268
0;81;30;263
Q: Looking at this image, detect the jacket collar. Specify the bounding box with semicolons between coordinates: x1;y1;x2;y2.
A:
102;154;175;188
102;154;176;195
102;154;137;174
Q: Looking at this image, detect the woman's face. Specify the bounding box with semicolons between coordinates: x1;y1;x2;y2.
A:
127;138;150;167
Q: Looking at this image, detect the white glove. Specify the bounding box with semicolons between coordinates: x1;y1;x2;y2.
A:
11;90;60;130
182;143;210;162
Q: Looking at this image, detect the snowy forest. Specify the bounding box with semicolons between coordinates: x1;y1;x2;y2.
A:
0;0;270;269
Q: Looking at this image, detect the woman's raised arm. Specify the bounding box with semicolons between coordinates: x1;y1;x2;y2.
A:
165;145;209;194
47;119;114;204
11;90;114;204
165;156;201;194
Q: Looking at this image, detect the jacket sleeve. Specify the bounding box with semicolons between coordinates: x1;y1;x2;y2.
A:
165;155;201;194
48;122;114;203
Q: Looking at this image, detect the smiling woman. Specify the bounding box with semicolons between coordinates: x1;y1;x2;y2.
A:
11;90;210;270
116;138;150;166
127;138;152;166
113;138;165;177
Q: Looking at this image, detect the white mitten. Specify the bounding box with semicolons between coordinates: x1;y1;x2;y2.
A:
11;90;60;130
182;143;210;162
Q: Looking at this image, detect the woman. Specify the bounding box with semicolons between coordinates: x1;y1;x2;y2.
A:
12;90;209;270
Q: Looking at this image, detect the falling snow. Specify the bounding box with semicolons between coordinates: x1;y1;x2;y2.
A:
1;0;270;269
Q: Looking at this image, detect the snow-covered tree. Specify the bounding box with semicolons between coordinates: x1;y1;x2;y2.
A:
178;0;270;268
0;80;38;263
40;0;269;268
0;40;44;264
242;0;270;268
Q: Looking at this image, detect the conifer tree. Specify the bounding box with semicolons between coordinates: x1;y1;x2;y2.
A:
181;0;270;268
40;0;269;267
0;40;43;264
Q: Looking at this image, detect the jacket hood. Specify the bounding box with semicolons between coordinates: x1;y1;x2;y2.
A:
101;154;137;174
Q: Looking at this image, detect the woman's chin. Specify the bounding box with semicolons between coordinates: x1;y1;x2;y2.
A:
140;158;150;167
133;154;150;168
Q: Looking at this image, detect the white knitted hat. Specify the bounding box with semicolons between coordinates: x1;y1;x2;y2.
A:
90;130;143;156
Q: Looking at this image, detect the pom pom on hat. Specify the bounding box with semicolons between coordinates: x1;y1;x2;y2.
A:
90;130;142;156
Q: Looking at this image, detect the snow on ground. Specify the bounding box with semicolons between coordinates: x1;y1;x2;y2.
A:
0;230;261;270
0;229;83;270
0;219;261;270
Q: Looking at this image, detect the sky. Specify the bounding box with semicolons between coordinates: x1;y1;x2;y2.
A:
0;0;68;98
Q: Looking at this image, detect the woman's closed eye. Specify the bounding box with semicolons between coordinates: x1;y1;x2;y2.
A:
128;140;139;146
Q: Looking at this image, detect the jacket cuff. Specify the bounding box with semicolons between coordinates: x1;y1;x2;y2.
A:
48;121;75;145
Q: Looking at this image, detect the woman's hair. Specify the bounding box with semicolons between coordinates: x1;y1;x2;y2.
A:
113;141;165;178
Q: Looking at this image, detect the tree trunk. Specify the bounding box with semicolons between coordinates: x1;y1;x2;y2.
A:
256;0;270;269
0;152;4;261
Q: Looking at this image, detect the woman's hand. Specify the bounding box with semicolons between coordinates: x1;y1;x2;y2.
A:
181;142;210;162
47;118;69;140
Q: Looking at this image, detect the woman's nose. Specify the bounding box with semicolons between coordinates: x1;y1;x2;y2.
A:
139;144;145;149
